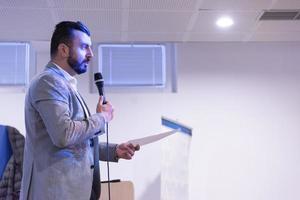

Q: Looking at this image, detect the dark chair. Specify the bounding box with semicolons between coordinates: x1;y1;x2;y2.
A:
0;125;25;200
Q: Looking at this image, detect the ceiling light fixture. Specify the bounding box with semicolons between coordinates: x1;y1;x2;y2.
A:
216;16;234;28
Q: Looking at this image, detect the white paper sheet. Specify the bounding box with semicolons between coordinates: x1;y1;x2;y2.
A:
129;129;178;146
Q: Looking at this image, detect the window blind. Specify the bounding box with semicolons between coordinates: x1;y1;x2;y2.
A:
99;44;166;87
0;43;29;86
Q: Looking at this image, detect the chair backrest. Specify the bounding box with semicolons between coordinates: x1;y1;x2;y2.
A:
100;180;134;200
0;125;25;199
0;125;12;179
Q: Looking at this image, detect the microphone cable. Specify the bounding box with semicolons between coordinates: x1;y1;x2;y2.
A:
94;72;112;200
105;122;112;200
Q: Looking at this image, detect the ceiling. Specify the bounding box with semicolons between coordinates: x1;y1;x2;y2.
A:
1;0;300;42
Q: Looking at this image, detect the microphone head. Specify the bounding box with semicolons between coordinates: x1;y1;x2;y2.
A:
94;72;103;82
94;72;104;96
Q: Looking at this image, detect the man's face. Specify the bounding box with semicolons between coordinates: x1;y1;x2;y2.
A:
67;30;93;74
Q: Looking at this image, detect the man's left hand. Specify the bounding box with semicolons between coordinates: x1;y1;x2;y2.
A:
116;142;140;160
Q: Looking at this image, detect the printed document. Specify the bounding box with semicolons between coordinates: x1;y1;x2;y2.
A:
129;129;178;146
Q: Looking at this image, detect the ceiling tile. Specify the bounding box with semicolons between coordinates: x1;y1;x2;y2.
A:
0;8;54;40
127;32;183;41
50;0;122;9
188;32;247;41
92;31;122;42
199;0;273;10
55;9;122;32
250;32;300;41
0;0;49;8
128;11;193;32
129;0;198;10
0;30;51;41
271;0;300;9
191;11;260;33
256;20;300;32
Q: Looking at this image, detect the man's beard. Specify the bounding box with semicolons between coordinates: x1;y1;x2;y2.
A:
67;53;88;75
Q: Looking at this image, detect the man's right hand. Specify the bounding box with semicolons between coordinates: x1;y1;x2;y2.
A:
96;96;114;122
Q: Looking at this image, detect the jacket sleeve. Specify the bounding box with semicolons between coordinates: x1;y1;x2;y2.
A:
99;142;118;162
30;74;106;148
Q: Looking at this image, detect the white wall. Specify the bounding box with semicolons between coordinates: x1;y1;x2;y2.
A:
1;42;300;200
177;42;300;200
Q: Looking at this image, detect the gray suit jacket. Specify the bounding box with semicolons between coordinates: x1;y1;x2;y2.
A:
20;63;118;200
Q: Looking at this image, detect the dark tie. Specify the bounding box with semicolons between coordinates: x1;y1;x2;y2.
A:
76;93;101;200
90;136;100;200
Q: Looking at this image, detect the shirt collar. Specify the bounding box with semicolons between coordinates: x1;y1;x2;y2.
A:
51;62;78;91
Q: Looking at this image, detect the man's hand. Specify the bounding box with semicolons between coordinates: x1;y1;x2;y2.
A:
116;142;140;160
96;96;114;122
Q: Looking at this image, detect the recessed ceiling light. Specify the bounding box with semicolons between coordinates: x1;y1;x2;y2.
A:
216;16;234;28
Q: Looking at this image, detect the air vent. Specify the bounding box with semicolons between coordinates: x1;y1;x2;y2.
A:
259;10;300;20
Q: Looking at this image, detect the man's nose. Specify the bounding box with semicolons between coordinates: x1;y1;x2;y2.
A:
87;47;94;58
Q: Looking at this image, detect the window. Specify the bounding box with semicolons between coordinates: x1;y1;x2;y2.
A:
98;44;166;87
0;43;30;87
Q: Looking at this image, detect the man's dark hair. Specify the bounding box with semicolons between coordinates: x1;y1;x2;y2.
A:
50;21;90;58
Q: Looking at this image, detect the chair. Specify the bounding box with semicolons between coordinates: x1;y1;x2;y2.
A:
0;125;25;199
100;180;134;200
0;125;12;179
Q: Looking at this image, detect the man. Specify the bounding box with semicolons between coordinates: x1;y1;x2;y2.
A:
20;21;139;200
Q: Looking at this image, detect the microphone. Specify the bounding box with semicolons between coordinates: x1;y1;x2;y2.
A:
94;72;106;104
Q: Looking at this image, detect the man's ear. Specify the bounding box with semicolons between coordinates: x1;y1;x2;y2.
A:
57;43;69;58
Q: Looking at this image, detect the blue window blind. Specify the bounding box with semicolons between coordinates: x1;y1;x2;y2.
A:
0;43;29;86
98;44;166;87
